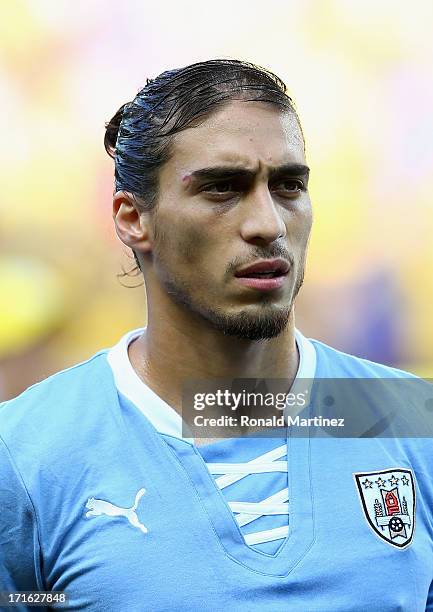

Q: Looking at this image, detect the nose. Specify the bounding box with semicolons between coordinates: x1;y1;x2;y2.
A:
239;186;286;245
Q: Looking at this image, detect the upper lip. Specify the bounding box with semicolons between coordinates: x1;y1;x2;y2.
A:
234;258;290;277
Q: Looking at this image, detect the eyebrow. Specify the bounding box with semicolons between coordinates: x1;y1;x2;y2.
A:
186;163;310;183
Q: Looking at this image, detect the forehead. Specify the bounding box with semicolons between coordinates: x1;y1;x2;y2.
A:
167;100;305;174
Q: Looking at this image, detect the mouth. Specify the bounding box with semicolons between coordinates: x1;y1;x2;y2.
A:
234;258;290;292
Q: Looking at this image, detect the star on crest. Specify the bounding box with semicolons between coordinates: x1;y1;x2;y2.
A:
362;478;373;489
388;475;399;486
375;477;386;487
401;475;410;486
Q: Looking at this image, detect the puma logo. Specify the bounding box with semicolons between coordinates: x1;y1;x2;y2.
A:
85;488;148;534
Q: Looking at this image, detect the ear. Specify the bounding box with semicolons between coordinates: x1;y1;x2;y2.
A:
112;191;153;254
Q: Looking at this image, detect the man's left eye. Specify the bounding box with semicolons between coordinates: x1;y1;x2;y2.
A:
273;180;304;193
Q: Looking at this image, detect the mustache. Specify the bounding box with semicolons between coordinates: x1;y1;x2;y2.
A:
227;245;295;276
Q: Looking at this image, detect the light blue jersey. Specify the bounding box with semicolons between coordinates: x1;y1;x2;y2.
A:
1;329;432;611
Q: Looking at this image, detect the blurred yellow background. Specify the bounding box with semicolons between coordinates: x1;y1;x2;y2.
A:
1;0;432;399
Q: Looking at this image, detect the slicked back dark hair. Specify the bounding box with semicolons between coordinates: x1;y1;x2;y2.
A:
105;58;303;273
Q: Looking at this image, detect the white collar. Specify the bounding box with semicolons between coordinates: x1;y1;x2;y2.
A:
106;327;317;442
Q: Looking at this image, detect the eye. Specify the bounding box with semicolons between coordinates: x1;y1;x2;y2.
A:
202;181;236;194
200;181;241;203
272;179;305;195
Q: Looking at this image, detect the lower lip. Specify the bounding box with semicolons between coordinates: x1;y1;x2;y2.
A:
235;274;288;291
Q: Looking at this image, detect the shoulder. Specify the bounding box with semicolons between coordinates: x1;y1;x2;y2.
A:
0;349;124;509
0;349;117;452
308;336;419;379
307;335;433;440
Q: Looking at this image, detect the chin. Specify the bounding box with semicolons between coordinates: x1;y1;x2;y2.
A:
203;304;292;341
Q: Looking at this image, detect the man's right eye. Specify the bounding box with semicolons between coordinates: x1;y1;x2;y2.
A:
202;182;235;194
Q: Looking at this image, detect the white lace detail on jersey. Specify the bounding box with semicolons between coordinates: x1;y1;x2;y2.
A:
208;443;288;546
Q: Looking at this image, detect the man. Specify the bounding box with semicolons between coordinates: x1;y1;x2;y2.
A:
0;59;432;611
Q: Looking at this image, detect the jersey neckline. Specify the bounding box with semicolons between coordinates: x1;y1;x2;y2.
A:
106;327;317;574
106;326;317;443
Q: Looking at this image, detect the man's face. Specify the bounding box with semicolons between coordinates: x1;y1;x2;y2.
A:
146;100;312;341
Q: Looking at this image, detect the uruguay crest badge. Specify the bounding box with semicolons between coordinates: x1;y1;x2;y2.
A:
353;468;416;548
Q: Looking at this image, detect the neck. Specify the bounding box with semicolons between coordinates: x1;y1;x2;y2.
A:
128;299;299;416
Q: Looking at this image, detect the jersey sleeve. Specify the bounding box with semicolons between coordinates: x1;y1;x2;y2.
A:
0;435;44;591
427;580;433;610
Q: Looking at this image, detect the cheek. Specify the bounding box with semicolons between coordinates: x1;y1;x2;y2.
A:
153;213;209;268
176;225;207;264
290;200;313;243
